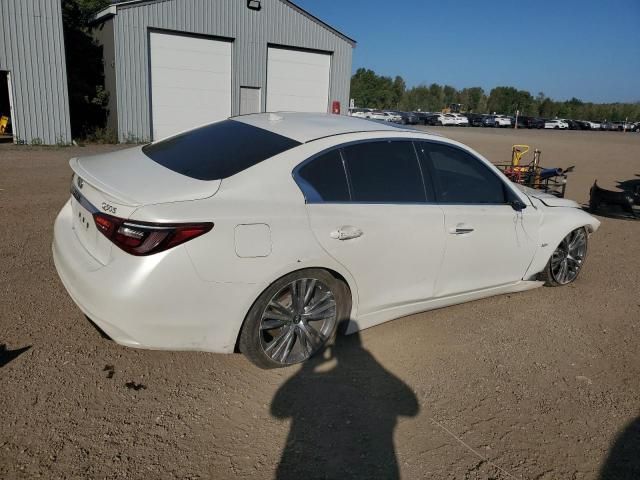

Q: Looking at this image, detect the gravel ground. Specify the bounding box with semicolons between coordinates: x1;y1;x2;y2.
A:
1;129;639;479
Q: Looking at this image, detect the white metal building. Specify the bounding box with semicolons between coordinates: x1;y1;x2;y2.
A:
93;0;355;142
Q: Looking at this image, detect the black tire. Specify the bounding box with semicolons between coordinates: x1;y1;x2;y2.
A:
239;269;351;369
539;227;589;287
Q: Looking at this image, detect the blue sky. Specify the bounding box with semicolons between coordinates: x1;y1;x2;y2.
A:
294;0;640;103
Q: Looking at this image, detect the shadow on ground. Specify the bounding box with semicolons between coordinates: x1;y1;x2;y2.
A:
271;330;419;480
0;344;31;368
600;416;640;480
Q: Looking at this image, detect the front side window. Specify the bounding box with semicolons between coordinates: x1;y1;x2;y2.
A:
418;142;507;204
342;141;426;203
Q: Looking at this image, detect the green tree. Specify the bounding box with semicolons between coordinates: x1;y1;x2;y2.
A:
392;76;406;108
350;68;640;121
62;0;111;138
459;87;486;112
350;68;396;109
487;87;533;115
442;85;457;106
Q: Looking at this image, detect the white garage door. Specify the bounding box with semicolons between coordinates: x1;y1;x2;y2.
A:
150;32;231;140
266;47;331;113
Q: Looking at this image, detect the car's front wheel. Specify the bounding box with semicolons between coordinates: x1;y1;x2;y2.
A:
540;227;588;286
239;269;350;369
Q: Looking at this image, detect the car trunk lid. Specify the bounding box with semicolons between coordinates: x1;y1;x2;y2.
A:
68;147;220;265
70;146;221;207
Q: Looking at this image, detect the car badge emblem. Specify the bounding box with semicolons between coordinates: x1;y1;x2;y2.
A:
77;177;84;189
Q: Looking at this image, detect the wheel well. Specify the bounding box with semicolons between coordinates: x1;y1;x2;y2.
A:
233;267;354;353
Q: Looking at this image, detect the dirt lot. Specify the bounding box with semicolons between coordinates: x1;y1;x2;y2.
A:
1;129;639;479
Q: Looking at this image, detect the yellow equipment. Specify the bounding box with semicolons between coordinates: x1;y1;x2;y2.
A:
0;115;8;134
441;103;464;114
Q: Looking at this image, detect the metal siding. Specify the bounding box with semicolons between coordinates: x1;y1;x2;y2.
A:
106;0;352;141
0;0;71;144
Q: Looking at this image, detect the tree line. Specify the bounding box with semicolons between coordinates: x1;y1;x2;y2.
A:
350;68;640;121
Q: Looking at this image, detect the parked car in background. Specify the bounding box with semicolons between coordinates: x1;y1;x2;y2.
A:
617;121;636;131
585;121;601;130
529;118;546;129
466;114;486;127
599;121;617;131
440;114;459;126
53;112;601;369
389;111;419;125
424;114;443;126
348;108;373;119
558;119;580;130
450;113;469;126
383;111;403;123
512;116;529;129
493;116;512;128
412;112;428;125
574;120;592;130
366;111;395;122
412;112;431;125
482;116;496;127
544;119;569;129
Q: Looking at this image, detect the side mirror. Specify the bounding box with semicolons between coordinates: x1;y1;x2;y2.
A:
510;199;527;211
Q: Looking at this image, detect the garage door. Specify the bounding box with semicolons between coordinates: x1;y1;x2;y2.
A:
266;47;331;113
150;32;231;140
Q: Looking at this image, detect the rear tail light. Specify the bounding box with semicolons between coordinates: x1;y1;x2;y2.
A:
93;213;213;256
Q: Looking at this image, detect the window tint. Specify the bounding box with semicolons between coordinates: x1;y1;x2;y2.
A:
297;149;350;202
419;142;507;204
142;120;301;181
342;141;426;203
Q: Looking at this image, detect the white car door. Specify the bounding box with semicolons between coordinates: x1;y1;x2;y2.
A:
295;140;446;318
415;141;540;297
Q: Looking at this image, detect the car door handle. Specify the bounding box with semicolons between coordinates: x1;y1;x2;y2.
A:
449;223;474;235
330;226;363;240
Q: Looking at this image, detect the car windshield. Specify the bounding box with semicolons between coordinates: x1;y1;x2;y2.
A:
142;120;301;181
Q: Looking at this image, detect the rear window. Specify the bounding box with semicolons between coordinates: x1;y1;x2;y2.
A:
142;120;301;180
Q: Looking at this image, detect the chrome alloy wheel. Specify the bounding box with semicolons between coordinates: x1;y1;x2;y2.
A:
550;228;587;285
259;278;337;365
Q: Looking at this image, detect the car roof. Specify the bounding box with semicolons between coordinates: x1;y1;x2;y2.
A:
231;112;414;143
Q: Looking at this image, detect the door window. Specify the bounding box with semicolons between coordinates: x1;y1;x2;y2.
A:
418;142;507;204
341;141;426;203
297;149;350;202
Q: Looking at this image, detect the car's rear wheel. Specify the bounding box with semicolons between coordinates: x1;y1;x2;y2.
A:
540;228;588;286
239;269;349;369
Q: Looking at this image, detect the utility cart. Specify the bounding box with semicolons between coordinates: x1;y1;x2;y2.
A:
495;145;574;198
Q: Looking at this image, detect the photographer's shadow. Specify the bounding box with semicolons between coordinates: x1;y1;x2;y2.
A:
600;415;640;480
271;329;419;480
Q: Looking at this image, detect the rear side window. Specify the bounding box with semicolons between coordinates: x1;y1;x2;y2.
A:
342;141;426;203
142;120;301;181
297;150;350;202
418;142;507;204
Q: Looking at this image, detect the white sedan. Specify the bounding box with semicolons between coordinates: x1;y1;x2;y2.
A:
493;116;512;128
545;120;569;129
53;113;600;368
365;111;395;122
450;113;469;126
436;114;457;126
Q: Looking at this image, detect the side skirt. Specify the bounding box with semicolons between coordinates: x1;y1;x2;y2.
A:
344;280;544;334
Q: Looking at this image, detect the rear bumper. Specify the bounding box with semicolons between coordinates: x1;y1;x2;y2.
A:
52;200;260;353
